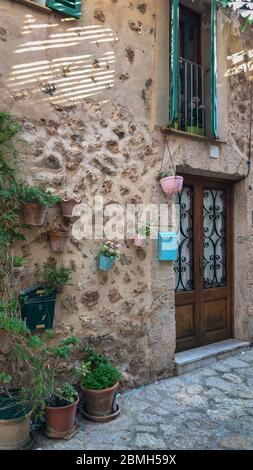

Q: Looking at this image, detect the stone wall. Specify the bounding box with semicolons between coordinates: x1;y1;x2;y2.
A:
0;0;252;388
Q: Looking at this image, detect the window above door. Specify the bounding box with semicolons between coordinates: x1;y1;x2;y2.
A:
169;0;218;139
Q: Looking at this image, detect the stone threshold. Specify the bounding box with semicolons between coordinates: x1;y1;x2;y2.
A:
175;339;250;376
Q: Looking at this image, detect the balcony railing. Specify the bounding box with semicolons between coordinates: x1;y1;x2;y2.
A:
175;58;206;136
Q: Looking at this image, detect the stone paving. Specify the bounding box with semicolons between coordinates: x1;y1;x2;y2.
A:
35;348;253;450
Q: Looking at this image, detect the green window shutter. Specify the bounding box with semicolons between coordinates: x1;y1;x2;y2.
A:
46;0;82;19
211;0;218;138
169;0;179;126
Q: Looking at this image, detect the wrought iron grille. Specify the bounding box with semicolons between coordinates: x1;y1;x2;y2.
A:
203;189;226;289
174;186;194;292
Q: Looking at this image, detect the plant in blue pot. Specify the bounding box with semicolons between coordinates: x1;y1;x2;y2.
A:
98;241;120;271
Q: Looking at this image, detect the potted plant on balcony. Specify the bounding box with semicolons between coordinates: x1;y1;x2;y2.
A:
186;97;205;136
41;261;72;293
75;347;121;422
134;221;151;247
98;241;120;271
19;184;61;227
12;255;24;278
157;169;184;196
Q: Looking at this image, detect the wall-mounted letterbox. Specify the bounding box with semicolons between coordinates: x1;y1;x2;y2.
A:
158;232;178;261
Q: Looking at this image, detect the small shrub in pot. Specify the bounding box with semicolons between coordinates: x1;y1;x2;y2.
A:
19;184;61;226
75;347;121;420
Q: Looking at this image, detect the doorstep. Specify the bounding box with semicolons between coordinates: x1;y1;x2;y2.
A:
175;339;251;376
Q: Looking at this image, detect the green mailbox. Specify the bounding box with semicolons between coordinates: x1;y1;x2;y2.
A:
19;285;56;333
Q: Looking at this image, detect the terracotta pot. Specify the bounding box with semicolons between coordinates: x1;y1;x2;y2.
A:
45;396;79;435
0;410;33;450
22;203;47;226
49;231;68;252
61;199;80;218
160;176;184;195
81;381;119;417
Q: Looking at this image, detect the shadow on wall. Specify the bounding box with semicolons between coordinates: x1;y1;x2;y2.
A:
7;13;118;105
226;48;253;78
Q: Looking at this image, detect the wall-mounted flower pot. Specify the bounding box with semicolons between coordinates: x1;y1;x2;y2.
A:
81;382;119;421
160;176;184;196
98;254;116;271
60;199;80;218
44;396;79;439
186;126;204;136
0;391;33;450
134;235;146;247
49;231;68;252
22;203;47;226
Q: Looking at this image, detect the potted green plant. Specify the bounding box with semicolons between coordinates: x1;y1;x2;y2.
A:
42;262;72;293
98;241;120;271
157;169;184;196
0;305;34;449
12;255;24;278
75;347;121;422
186;97;205;136
134;221;151;246
21;333;80;439
19;184;61;226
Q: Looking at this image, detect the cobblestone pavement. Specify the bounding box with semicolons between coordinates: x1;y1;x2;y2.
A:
35;348;253;450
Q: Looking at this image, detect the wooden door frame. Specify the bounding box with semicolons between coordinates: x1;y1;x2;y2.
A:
175;174;234;351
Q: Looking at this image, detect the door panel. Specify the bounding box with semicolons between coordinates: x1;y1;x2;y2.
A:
175;177;233;352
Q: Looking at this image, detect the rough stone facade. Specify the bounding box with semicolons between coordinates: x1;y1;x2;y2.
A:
0;0;252;388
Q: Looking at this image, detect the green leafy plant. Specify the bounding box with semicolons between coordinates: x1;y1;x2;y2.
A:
75;347;121;391
41;262;71;290
157;169;174;181
18;183;61;208
137;221;151;237
12;256;24;268
101;241;120;259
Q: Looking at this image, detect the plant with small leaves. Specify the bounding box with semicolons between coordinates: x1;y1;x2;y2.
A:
157;169;174;181
41;262;71;291
12;256;24;268
18;184;61;208
76;347;121;391
101;241;120;259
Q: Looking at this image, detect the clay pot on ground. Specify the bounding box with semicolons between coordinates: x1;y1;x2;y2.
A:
60;199;80;218
49;231;68;253
0;392;33;450
160;176;184;196
45;396;79;438
81;382;119;420
22;203;47;226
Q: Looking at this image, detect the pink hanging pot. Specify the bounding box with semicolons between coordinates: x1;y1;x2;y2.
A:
160;176;184;196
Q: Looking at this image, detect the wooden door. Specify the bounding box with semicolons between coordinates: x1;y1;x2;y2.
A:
175;177;233;352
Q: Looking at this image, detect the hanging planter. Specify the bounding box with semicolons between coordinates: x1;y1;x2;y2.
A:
98;241;120;271
158;137;184;196
49;231;68;253
158;172;184;196
134;221;151;247
60;198;80;218
19;184;61;227
22;203;47;227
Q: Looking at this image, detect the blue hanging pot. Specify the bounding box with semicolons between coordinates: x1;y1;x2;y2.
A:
98;254;116;271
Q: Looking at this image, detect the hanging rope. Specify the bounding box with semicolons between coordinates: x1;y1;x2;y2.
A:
161;135;177;176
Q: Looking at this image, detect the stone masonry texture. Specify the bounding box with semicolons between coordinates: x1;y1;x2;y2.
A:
0;0;252;388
